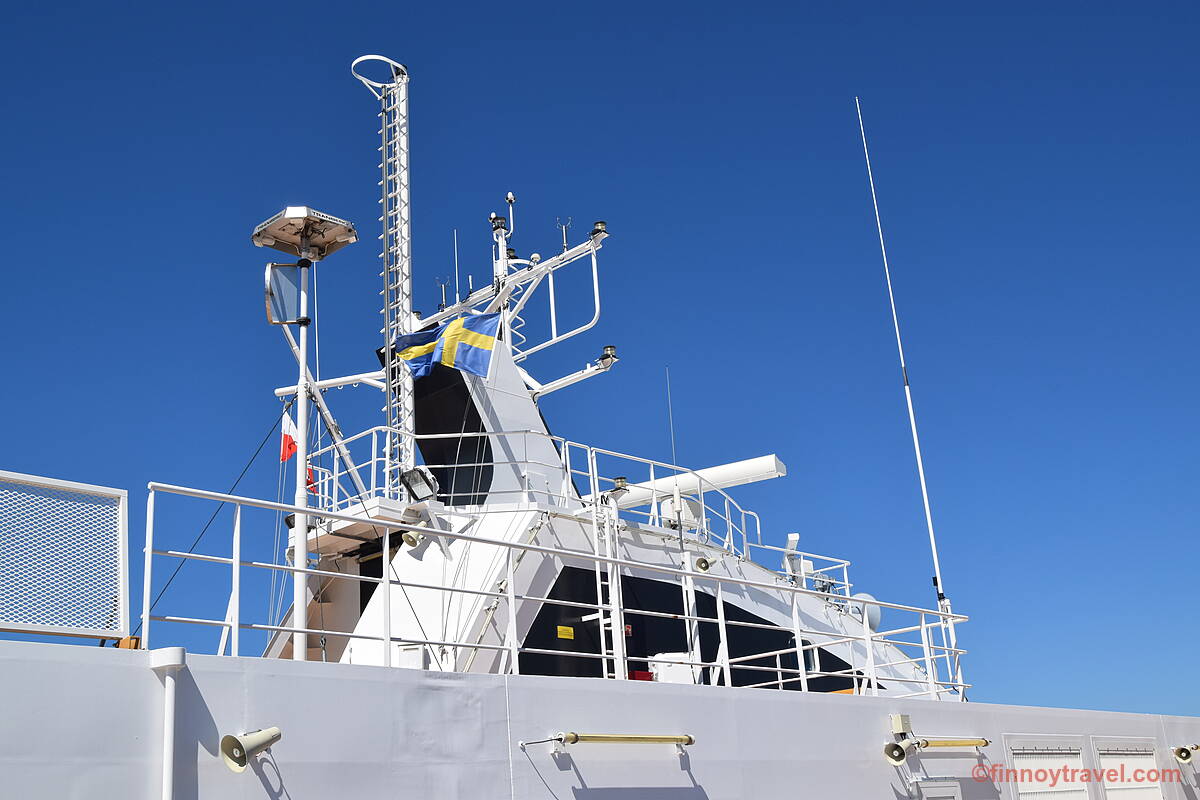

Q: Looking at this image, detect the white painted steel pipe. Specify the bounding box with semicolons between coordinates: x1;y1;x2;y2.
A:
149;647;186;800
274;370;385;396
292;260;310;661
561;732;695;745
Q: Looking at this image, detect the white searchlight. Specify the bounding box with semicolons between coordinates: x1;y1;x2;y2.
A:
220;727;282;773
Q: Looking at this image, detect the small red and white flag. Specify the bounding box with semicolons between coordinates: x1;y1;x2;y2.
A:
280;411;316;492
280;412;299;462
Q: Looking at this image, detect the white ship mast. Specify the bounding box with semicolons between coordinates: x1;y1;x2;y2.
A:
352;55;416;498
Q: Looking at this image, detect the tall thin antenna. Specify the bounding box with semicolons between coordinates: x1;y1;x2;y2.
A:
855;97;948;607
452;228;461;302
665;366;679;466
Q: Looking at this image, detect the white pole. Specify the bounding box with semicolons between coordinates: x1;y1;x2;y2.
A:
855;97;948;605
142;490;155;650
159;667;177;799
291;259;311;661
382;528;392;667
149;647;186;800
453;228;460;302
230;505;241;658
368;61;415;496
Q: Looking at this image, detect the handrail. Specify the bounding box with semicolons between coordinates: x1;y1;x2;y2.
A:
144;482;966;620
307;425;765;552
561;733;694;746
142;481;967;700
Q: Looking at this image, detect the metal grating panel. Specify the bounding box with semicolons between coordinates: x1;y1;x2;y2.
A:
0;470;128;638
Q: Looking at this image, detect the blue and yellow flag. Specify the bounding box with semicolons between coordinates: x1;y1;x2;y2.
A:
391;313;500;379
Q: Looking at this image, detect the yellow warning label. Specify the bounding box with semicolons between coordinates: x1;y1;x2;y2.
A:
556;625;574;640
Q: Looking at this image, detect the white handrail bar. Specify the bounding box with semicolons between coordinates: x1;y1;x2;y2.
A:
143;482;966;699
309;426;763;532
143;482;966;621
149;545;967;665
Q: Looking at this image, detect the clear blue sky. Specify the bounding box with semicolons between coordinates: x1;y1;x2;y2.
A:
1;2;1196;715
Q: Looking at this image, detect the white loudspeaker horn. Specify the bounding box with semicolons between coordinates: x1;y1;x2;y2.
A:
883;740;915;766
220;727;282;773
1174;744;1198;764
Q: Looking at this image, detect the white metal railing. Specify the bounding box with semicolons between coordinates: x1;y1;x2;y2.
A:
306;426;764;558
141;482;968;699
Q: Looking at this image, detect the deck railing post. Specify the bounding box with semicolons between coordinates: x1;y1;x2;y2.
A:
863;603;877;697
790;593;809;692
230;505;241;657
142;489;156;650
947;617;965;701
724;497;732;550
714;581;731;686
380;527;392;667
682;574;700;683
919;613;937;698
648;462;657;526
506;548;520;674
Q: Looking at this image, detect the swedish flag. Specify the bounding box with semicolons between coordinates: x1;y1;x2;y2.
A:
391;313;500;379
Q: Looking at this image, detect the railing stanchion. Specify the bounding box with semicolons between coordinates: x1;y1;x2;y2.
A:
723;497;731;550
863;603;878;697
382;527;392;667
142;489;156;649
919;613;937;698
790;593;809;692
948;617;965;701
506;548;520;674
682;573;700;683
231;505;241;657
714;580;730;686
648;462;658;526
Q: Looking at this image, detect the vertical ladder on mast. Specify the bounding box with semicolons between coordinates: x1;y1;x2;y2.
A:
354;55;416;499
591;495;627;680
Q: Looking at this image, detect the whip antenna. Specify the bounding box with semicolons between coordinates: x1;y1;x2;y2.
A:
453;228;461;302
855;97;948;608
